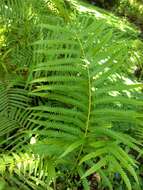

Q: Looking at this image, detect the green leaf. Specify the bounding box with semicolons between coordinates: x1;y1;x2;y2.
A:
59;139;84;158
81;156;108;179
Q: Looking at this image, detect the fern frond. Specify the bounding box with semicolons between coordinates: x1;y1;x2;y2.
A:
0;81;34;151
0;152;55;190
28;13;143;190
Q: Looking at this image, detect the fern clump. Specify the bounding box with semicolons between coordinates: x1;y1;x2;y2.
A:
0;0;143;190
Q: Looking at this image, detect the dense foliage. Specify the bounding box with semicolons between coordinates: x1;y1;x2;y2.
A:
0;0;143;189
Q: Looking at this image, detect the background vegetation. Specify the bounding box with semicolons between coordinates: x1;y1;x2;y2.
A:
0;0;143;189
86;0;143;31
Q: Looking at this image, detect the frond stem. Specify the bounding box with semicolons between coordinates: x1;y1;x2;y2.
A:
74;33;92;166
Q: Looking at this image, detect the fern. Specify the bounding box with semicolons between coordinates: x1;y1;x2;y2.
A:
0;0;143;189
27;13;143;190
0;153;56;190
0;80;35;152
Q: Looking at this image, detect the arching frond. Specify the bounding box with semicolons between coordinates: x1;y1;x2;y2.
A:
0;81;34;151
28;14;143;190
0;152;56;190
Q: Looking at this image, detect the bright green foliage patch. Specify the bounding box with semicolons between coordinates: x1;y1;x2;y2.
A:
0;0;143;190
